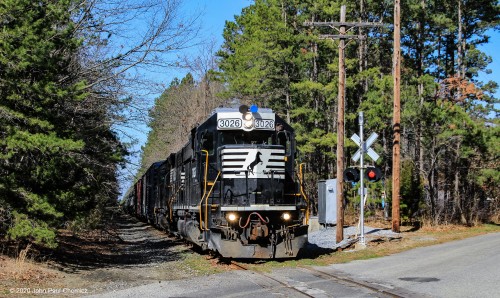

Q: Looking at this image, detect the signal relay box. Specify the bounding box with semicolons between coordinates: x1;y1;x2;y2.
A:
318;179;337;225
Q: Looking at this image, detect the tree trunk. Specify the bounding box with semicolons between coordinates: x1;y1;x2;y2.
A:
417;0;426;176
457;0;465;79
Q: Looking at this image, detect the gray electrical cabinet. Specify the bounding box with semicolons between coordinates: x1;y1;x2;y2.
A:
318;179;337;225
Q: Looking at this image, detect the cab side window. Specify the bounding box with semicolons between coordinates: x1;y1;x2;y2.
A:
277;131;291;156
200;132;214;155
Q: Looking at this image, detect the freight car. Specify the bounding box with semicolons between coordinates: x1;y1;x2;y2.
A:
126;105;309;258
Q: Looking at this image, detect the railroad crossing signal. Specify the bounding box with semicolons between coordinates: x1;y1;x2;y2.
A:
343;167;382;183
365;167;382;182
343;168;360;182
350;111;383;247
351;132;379;162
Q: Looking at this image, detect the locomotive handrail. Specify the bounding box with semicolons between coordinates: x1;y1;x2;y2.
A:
198;171;221;231
298;163;310;224
199;149;210;230
168;185;183;222
201;149;209;203
204;171;221;231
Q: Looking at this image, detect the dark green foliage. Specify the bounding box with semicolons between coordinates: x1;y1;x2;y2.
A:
0;0;124;246
216;0;499;224
400;160;424;222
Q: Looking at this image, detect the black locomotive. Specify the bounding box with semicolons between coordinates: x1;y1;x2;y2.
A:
124;105;309;258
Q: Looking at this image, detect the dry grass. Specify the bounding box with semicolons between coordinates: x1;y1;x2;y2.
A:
0;244;59;294
13;244;32;281
419;224;468;233
177;250;235;276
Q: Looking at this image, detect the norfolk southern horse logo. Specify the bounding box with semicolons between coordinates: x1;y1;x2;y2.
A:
247;152;262;174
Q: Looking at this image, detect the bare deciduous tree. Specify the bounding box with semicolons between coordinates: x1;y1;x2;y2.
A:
70;0;203;188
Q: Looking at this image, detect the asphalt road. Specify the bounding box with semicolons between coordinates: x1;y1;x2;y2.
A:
320;232;500;298
88;232;500;298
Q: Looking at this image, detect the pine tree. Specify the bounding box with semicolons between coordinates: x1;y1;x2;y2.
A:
0;0;124;246
216;0;499;224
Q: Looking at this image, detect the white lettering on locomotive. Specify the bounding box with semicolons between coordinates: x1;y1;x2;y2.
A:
217;112;275;131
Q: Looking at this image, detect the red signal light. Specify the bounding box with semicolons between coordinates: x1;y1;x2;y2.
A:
365;167;382;182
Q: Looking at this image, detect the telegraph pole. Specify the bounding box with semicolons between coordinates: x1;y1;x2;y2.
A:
304;5;383;243
392;0;401;233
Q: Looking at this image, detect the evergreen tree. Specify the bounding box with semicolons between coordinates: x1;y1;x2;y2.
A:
0;0;124;246
216;0;499;224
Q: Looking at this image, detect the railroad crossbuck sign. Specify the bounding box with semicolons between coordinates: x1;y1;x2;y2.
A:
351;132;379;162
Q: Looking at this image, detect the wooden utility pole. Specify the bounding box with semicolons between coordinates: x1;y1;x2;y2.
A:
304;5;382;243
392;0;401;233
336;6;347;244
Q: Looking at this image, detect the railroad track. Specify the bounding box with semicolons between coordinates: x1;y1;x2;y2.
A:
299;266;405;298
231;261;405;298
231;261;316;297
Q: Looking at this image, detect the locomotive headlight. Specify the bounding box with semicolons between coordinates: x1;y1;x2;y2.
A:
227;213;238;222
281;212;291;221
243;112;253;121
240;104;255;129
244;119;254;129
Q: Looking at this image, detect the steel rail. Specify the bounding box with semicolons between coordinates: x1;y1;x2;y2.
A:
299;266;404;298
230;261;315;298
230;261;405;298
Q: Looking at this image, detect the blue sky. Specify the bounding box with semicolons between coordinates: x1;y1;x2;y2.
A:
161;0;251;81
477;32;500;93
120;0;499;194
182;0;500;86
179;0;499;99
119;1;251;194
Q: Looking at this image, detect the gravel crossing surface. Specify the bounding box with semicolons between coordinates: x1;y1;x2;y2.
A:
307;225;401;248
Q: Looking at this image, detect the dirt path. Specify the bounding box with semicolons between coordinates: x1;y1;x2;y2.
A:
1;210;225;296
51;213;197;293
